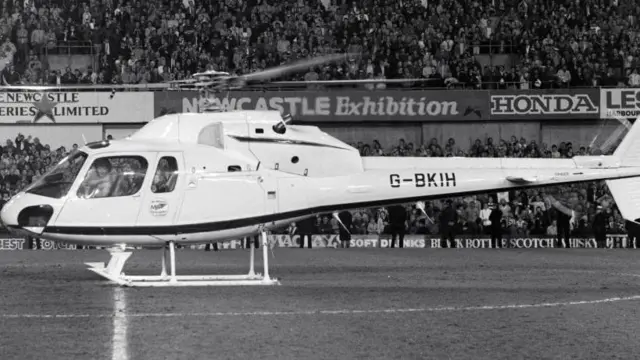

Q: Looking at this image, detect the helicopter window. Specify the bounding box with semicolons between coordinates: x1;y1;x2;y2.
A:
227;165;241;172
151;156;179;193
77;156;148;199
197;123;224;149
26;150;88;199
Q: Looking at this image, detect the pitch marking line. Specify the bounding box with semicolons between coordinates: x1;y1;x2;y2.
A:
3;294;640;319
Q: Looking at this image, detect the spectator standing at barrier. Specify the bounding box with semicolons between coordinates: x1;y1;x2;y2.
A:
338;210;352;249
388;205;407;248
465;201;480;235
624;221;638;249
480;203;491;233
439;200;457;249
245;235;259;250
205;241;218;251
556;210;572;249
489;204;503;249
593;206;607;248
288;222;299;238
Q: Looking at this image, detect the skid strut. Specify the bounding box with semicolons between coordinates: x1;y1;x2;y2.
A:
85;232;280;287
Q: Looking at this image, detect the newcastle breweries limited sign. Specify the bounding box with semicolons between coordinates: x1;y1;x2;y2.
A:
154;90;490;121
489;89;601;120
0;91;155;123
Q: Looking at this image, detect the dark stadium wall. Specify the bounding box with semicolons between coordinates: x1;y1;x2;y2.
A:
420;122;539;147
321;120;623;151
540;121;622;150
320;124;422;147
0;125;102;149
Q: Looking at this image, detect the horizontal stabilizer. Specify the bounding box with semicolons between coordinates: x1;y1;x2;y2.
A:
606;178;640;222
506;176;538;184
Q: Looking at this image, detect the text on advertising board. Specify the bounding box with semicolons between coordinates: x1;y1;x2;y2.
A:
490;93;599;115
600;89;640;119
155;90;488;121
186;96;458;116
390;173;456;188
0;238;25;250
0;91;155;123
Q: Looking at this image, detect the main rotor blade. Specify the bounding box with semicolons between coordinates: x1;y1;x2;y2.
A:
241;53;359;82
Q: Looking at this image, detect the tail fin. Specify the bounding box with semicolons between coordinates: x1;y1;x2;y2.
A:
607;118;640;222
613;117;640;167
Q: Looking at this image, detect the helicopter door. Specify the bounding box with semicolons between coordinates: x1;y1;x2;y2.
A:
136;152;184;227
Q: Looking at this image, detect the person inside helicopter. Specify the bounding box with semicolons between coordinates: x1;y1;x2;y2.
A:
151;157;178;193
111;161;145;197
77;158;116;199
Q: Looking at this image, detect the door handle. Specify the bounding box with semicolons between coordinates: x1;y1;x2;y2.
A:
132;192;142;198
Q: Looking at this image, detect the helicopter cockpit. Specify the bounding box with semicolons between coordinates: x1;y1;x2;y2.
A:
1;144;184;238
75;156;148;199
24;149;177;201
25;150;89;199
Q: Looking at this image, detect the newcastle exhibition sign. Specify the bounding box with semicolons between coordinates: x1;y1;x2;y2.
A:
154;90;489;122
154;87;635;122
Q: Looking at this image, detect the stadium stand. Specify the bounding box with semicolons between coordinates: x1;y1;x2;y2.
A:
0;0;633;239
1;0;639;86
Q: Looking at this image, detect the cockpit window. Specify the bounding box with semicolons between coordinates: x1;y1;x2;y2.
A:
26;150;88;199
77;156;148;199
151;156;178;193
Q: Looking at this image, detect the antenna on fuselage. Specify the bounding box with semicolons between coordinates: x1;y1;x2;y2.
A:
82;134;87;145
273;113;292;134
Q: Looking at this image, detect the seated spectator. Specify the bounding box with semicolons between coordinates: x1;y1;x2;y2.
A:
0;0;633;86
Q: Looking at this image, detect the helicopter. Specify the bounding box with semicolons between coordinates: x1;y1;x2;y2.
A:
2;56;640;288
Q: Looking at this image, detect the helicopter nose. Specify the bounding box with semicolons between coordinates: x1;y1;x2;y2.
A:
1;193;55;235
0;195;18;227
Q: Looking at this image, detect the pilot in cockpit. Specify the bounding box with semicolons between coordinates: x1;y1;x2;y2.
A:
78;158;115;198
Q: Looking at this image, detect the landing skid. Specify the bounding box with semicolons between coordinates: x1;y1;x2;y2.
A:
85;231;280;287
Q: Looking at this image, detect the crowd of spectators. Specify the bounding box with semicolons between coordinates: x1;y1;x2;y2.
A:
1;0;640;88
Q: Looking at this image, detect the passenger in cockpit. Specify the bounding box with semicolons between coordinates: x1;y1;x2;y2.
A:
113;163;137;196
151;158;176;193
79;159;115;198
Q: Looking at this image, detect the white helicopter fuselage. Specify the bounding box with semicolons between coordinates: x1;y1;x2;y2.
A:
2;111;640;247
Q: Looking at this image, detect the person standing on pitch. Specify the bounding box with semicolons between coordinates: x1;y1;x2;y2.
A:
439;200;458;248
489;204;503;249
298;216;315;248
338;210;353;248
388;205;407;248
